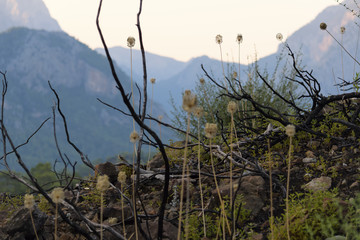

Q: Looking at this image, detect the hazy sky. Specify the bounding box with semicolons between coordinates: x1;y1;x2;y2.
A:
42;0;338;62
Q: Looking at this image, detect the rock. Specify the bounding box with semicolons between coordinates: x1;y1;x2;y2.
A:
147;153;164;170
95;161;118;183
307;140;320;149
212;176;266;217
302;157;317;163
103;202;132;221
126;220;178;240
349;181;359;190
305;150;315;158
2;207;47;239
325;236;346;240
303;176;332;192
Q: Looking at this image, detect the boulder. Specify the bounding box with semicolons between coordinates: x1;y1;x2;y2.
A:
2;207;47;239
303;176;332;192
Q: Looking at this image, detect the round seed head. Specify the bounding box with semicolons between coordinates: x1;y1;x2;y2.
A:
233;71;238;78
193;106;204;118
285;124;296;137
182;90;197;113
276;33;283;41
199;78;205;85
236;34;243;43
24;194;35;209
227;101;237;114
108;217;118;225
96;174;110;192
150;78;156;84
117;171;127;184
215;34;223;44
340;26;346;34
204;123;217;139
127;36;135;48
51;188;65;204
130;130;140;143
320;22;327;30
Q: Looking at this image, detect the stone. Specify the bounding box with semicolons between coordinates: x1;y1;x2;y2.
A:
305;150;315;158
2;207;47;239
325;236;346;240
95;161;118;183
302;157;317;163
303;176;332;192
147;153;164;170
103;202;132;220
212;176;266;217
349;181;359;190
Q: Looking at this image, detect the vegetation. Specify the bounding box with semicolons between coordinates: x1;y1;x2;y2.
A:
0;0;360;240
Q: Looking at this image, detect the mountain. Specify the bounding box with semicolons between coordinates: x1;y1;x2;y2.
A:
0;27;172;172
0;0;61;32
269;0;360;94
96;46;187;82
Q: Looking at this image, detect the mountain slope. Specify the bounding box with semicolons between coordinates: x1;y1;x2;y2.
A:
96;46;187;83
0;0;61;32
0;28;171;171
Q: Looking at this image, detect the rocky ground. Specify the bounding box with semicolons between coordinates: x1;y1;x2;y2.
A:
0;134;359;239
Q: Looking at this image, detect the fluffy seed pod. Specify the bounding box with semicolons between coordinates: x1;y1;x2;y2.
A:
193;106;204;118
285;124;296;137
130;130;140;143
340;26;346;34
205;123;217;139
182;90;197;113
227;101;237;114
199;78;205;85
127;36;135;48
320;22;327;30
97;175;110;192
276;33;283;41
24;194;35;209
51;188;65;204
150;78;156;84
117;171;127;184
215;34;223;44
236;34;243;44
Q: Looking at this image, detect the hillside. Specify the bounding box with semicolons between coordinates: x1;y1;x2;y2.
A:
0;0;61;32
0;27;172;172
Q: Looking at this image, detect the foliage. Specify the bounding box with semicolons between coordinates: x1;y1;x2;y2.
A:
271;190;360;240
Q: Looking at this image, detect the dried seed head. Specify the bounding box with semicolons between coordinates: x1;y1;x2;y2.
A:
204;123;217;139
236;34;243;44
182;90;197;113
24;194;35;209
233;71;238;78
51;188;65;204
158;115;163;121
276;33;283;41
194;106;204;118
97;175;110;192
199;78;205;85
127;36;135;48
150;78;156;84
320;22;327;30
285;124;296;137
130;130;140;143
340;26;346;34
227;101;237;114
215;34;223;44
117;171;127;184
108;217;118;225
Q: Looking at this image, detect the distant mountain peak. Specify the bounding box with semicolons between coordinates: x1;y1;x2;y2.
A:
0;0;61;32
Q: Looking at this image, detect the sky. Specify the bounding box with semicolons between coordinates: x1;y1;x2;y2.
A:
42;0;338;63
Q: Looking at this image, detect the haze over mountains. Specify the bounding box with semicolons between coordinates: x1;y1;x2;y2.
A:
0;0;359;171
